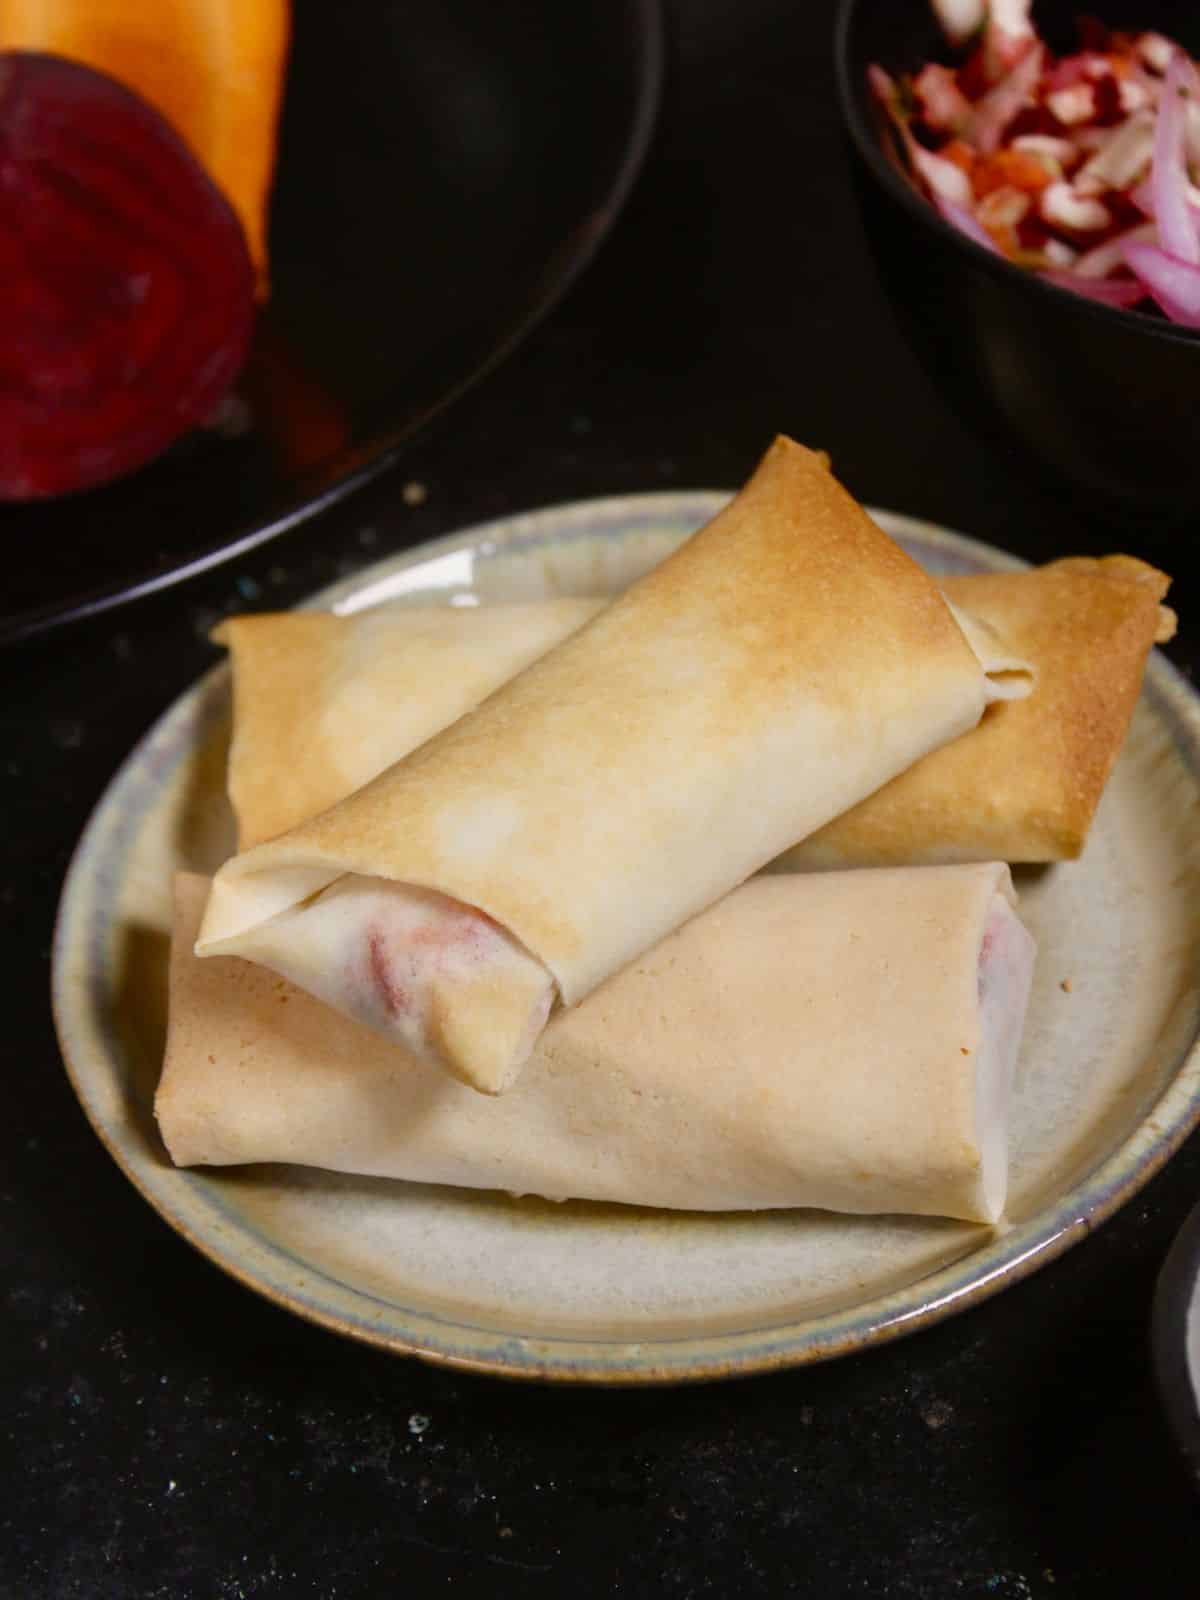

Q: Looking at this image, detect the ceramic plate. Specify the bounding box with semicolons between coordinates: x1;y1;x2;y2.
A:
0;0;662;644
51;493;1200;1383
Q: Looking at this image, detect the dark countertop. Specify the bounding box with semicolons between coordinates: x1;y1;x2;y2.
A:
4;2;1199;1595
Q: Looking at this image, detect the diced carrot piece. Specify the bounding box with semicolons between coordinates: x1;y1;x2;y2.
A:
983;220;1021;256
973;148;1055;197
939;138;978;176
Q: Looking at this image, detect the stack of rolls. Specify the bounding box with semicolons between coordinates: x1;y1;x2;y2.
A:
155;437;1175;1225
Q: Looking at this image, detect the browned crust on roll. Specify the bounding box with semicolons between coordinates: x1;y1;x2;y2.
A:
201;437;987;1005
791;554;1172;866
215;612;346;849
216;601;605;849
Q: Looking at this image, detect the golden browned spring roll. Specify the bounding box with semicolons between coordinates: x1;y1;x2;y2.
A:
220;598;606;850
195;437;1028;1095
217;563;1168;867
783;555;1175;868
161;867;1037;1224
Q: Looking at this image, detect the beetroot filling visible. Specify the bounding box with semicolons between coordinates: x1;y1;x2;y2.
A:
365;926;411;1018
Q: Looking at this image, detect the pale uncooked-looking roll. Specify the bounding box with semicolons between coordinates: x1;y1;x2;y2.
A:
160;864;1036;1223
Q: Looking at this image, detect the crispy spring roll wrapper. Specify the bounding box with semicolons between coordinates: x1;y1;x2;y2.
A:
196;437;1028;1094
217;565;1166;864
219;598;606;850
778;554;1176;868
161;867;1037;1223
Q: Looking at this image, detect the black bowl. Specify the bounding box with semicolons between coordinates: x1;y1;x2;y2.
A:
1153;1197;1200;1493
833;0;1200;530
0;0;662;644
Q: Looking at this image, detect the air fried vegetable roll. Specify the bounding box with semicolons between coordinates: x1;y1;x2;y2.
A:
162;865;1037;1224
195;438;1028;1093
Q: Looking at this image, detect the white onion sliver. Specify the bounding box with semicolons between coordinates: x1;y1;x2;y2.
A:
911;146;973;206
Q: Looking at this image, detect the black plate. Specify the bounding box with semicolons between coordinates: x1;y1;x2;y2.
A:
1;0;662;645
1153;1197;1200;1492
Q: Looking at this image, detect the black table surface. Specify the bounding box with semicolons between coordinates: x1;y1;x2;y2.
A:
5;3;1200;1595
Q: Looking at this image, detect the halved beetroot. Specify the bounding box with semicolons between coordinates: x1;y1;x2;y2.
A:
0;50;256;499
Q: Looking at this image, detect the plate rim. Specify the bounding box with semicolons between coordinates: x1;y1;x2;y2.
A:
0;0;665;648
50;488;1200;1384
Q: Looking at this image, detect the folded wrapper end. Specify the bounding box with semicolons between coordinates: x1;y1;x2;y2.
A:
197;874;558;1096
944;601;1035;705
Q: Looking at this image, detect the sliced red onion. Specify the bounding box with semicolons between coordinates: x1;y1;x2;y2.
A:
982;0;1036;84
990;0;1033;41
1118;78;1151;116
1121;239;1200;325
970;42;1043;153
1131;176;1200;218
873;10;1200;328
868;64;917;178
911;145;974;206
869;63;975;212
1011;132;1076;168
1040;270;1145;307
1126;63;1164;109
931;0;986;48
1137;33;1174;75
1040;180;1109;232
1186;98;1200;167
1070;123;1111;151
1075;220;1157;278
867;63;897;103
1073;113;1154;197
1044;51;1106;93
1046;84;1095;126
1042;238;1078;267
976;184;1029;229
914;63;972;132
1151;52;1200;264
934;193;1003;254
